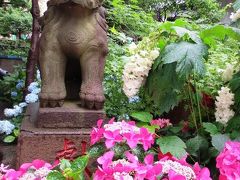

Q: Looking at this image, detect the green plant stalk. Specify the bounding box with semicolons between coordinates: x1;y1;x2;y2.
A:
187;81;198;133
193;72;203;126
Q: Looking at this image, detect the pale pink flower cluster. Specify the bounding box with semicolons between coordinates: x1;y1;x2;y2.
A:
150;118;172;129
215;87;235;125
216;141;240;180
2;160;52;180
90;119;154;150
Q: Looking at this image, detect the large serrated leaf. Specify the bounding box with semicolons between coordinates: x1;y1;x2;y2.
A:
233;0;240;11
186;135;209;156
203;123;219;135
156;136;187;159
211;134;231;152
200;25;240;47
130;111;153;122
146;63;185;115
172;26;201;43
161;42;207;77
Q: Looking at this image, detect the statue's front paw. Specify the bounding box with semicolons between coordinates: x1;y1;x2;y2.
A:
40;91;66;108
80;92;105;110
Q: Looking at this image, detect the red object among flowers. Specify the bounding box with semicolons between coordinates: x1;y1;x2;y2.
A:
201;92;214;108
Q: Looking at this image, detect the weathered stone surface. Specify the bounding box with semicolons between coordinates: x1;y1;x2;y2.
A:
0;143;17;169
36;101;106;128
39;0;108;110
17;103;93;168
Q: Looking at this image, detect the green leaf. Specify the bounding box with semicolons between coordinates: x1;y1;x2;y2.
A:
211;134;231;152
47;171;65;180
146;63;185;114
13;129;20;137
156;136;187;159
172;26;201;43
226;116;240;132
88;143;105;159
59;159;71;171
203;123;219;135
200;25;240;47
186;135;209;156
142;125;158;133
71;155;89;172
161;42;207;77
3;135;16;143
130;112;153;122
233;0;240;11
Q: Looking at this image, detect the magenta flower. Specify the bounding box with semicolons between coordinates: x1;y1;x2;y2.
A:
90;119;104;145
97;151;115;169
151;118;172;129
122;132;140;148
139;128;154;150
3;159;52;180
193;162;211;180
168;170;186;180
216;141;240;180
104;130;123;148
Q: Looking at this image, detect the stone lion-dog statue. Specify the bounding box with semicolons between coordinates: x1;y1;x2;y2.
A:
39;0;108;110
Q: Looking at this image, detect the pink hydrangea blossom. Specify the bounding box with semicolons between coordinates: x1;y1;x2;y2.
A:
90;119;104;145
3;159;52;180
216;141;240;180
150;118;172;129
90;119;154;150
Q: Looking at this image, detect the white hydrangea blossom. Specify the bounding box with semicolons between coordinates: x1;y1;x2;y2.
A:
215;87;235;125
28;82;40;93
4;105;23;117
0;120;15;135
25;93;39;104
39;0;49;17
230;9;240;22
104;121;140;134
157;160;196;180
222;64;234;82
123;42;160;98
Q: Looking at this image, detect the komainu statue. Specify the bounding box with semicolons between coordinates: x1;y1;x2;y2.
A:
39;0;108;110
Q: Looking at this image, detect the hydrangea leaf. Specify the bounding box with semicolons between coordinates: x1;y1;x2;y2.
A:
211;134;231;152
71;155;89;172
47;171;65;180
233;0;240;11
186;135;209;156
203;122;219;135
88;143;105;159
156;136;187;159
172;26;201;43
130;111;153;122
161;42;207;77
146;63;185;114
226;116;240;133
3;135;15;143
200;25;240;47
229;71;240;110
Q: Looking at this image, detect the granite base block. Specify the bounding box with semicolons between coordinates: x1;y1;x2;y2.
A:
16;103;97;169
36;101;106;128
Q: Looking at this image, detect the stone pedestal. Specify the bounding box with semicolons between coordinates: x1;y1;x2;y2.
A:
17;102;106;168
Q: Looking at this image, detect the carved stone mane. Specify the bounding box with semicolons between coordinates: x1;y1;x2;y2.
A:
47;0;103;9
